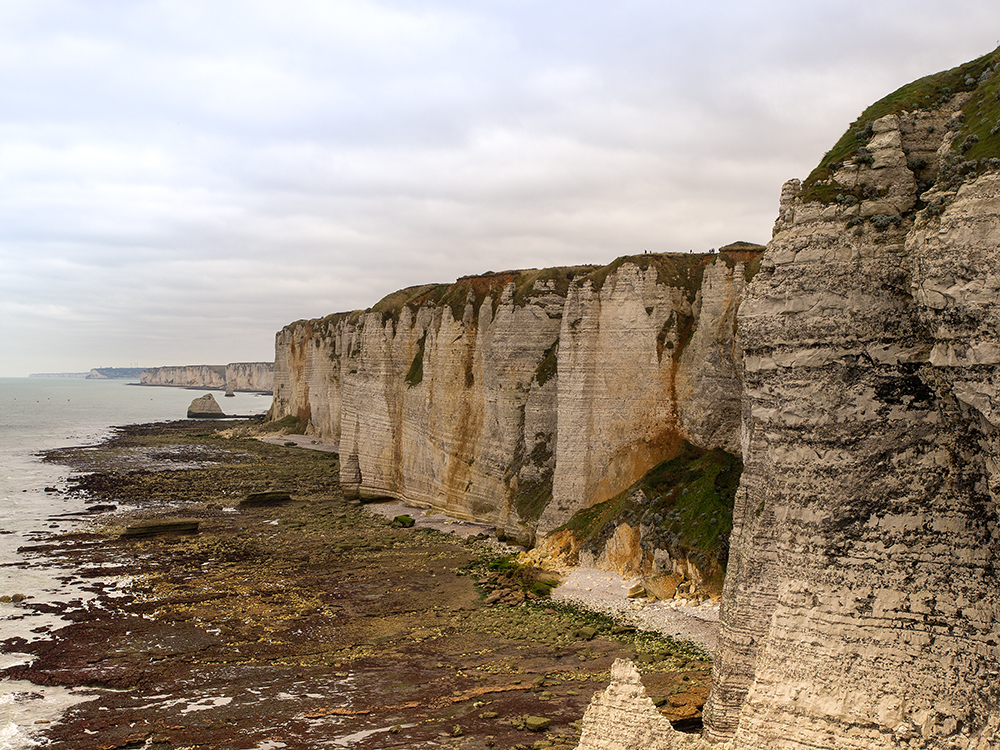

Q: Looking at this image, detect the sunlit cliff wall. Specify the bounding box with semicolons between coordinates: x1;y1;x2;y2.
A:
270;251;759;542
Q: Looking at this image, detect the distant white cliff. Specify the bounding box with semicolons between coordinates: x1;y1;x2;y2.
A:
140;362;273;393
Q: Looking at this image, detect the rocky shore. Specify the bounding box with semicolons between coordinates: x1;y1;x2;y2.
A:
2;420;711;750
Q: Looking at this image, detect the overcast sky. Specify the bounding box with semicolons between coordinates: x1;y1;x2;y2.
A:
1;1;998;376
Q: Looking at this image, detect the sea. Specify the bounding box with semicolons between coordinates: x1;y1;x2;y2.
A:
0;377;270;749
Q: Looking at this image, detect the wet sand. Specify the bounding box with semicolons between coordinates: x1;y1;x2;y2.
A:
2;421;713;749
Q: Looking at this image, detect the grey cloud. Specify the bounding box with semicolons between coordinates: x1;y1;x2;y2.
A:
3;0;1000;374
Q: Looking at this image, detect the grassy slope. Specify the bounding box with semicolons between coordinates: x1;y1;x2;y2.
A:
801;46;1000;203
555;441;743;582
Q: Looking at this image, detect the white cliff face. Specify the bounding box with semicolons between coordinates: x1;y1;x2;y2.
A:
270;255;755;542
141;363;273;392
702;144;1000;747
142;365;227;388
226;362;275;392
572;136;1000;750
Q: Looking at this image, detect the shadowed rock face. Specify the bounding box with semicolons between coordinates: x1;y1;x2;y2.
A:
269;253;758;543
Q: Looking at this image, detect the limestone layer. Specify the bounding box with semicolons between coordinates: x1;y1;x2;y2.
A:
269;253;758;542
140;362;274;393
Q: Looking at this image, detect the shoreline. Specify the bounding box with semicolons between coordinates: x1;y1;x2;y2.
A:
130;382;274;395
2;420;714;749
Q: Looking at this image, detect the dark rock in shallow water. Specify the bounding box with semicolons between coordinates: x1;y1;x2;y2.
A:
187;393;225;418
120;520;200;538
239;491;293;507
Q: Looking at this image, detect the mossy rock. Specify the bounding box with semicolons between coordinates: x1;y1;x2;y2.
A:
239;491;293;508
525;716;552;732
120;519;200;538
391;515;416;528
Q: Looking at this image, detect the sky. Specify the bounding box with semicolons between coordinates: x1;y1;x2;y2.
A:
2;1;999;376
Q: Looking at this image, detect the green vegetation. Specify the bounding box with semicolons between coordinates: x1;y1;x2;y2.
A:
357;249;764;330
718;242;765;281
261;414;308;434
583;253;706;302
482;554;560;598
513;474;554;524
557;441;742;574
390;514;416;528
508;265;599;307
367;267;599;327
534;339;559;386
801;46;1000;203
582;248;764;302
285;246;765;348
404;331;428;387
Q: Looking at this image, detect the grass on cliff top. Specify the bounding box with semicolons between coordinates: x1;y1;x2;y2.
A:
801;46;1000;202
280;245;765;337
368;267;601;326
555;441;742;569
581;246;764;302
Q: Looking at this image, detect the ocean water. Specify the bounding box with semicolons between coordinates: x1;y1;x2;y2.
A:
0;377;271;749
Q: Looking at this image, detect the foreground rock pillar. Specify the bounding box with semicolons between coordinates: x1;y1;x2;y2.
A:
575;660;710;750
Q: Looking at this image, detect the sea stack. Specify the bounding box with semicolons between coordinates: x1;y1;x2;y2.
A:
187;393;225;418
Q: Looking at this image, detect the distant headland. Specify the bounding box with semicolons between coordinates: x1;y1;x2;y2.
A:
29;367;146;379
138;362;274;394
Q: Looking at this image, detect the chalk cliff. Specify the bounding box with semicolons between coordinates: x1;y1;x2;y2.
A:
140;362;274;393
574;47;1000;750
269;250;759;554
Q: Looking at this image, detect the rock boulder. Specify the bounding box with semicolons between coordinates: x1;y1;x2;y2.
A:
187;393;225;418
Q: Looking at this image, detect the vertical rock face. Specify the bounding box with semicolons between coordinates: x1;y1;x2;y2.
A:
541;260;749;534
269;253;758;541
702;57;1000;748
225;362;275;392
142;364;228;388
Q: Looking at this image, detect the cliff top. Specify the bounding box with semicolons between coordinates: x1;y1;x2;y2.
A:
292;245;764;334
801;45;1000;203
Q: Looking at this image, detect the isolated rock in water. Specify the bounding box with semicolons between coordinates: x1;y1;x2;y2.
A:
576;659;709;749
187;393;225;418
